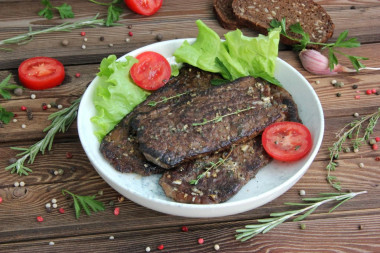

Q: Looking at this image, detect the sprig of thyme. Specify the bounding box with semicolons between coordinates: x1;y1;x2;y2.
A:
236;191;367;241
62;189;105;219
5;97;81;176
269;18;367;71
189;147;233;185
148;92;189;107
326;108;380;190
0;15;104;50
192;105;256;126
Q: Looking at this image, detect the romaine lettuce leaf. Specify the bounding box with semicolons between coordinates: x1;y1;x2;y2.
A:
91;55;150;140
173;20;281;85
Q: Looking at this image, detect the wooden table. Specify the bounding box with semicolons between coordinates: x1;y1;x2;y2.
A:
1;1;380;252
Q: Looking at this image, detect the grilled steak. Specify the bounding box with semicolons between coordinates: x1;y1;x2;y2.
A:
132;76;287;169
100;65;222;176
159;136;271;204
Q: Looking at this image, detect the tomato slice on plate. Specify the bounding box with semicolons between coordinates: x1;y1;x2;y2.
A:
262;121;313;162
130;51;171;91
124;0;163;16
18;57;65;90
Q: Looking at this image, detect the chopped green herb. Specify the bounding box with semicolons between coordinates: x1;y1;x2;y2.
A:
88;0;123;26
38;0;74;20
62;189;105;219
0;74;23;99
0;106;14;124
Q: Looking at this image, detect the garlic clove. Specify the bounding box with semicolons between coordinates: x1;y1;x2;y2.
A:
299;49;338;75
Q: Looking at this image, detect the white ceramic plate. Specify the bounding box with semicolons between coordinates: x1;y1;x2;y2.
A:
78;39;324;218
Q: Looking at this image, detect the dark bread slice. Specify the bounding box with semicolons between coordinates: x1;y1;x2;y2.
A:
231;0;334;48
213;0;244;30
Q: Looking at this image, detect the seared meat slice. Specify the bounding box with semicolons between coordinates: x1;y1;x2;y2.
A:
271;85;301;123
159;136;271;204
132;76;287;168
100;65;222;176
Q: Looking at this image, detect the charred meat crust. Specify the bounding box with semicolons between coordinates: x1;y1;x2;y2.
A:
159;137;271;204
132;76;287;169
100;65;222;176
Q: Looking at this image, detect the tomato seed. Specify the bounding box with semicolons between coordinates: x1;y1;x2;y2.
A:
114;207;120;216
59;208;65;214
36;216;44;222
21;106;27;111
181;226;189;232
157;244;164;250
198;238;204;244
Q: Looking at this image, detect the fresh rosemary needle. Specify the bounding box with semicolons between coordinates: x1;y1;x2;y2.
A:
236;191;367;242
5;97;81;176
326;108;380;190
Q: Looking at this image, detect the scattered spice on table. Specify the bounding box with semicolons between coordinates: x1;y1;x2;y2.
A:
66;152;73;159
128;31;133;36
352;84;358;89
214;244;220;251
109;235;115;240
0;197;3;204
157;244;164;250
59;208;65;214
36;216;44;222
181;226;189;232
113;207;120;216
198;238;204;244
49;241;55;246
75;73;81;78
300;223;307;230
61;39;69;46
21;106;27;111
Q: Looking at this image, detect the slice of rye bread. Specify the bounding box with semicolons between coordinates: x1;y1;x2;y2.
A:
213;0;244;30
231;0;334;48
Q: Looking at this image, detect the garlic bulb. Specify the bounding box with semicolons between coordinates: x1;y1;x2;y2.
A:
299;49;355;75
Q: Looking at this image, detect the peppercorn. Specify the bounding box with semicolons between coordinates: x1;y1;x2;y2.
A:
198;238;204;244
214;244;220;251
156;34;163;41
157;244;164;250
21;106;27;111
300;223;306;230
352;84;358;89
376;91;380;95
369;139;376;145
366;89;372;95
373;144;379;150
128;25;133;29
0;197;3;204
99;36;105;41
181;226;189;232
359;162;365;168
114;207;120;216
128;31;133;36
61;39;69;46
36;216;44;222
336;93;341;97
353;112;359;117
14;88;23;96
81;31;86;36
75;73;80;78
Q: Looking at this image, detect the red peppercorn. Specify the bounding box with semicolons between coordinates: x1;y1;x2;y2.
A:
375;137;380;142
157;244;164;250
36;216;44;222
372;88;377;93
114;207;120;216
59;208;65;214
373;144;379;151
181;226;189;232
366;89;372;95
376;157;380;161
42;105;48;110
0;197;3;204
128;31;133;36
21;106;27;111
75;73;81;78
198;238;204;244
354;95;360;99
81;31;86;36
66;152;73;159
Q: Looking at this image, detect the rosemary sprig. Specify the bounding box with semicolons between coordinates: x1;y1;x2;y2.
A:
189;147;233;185
236;191;367;242
269;18;367;71
326;108;380;190
148;92;189;107
62;189;105;219
192;105;256;126
5;97;81;176
0;15;104;50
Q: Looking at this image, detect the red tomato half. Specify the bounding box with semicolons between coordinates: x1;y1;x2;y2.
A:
18;57;65;90
262;121;313;162
130;51;171;91
124;0;163;16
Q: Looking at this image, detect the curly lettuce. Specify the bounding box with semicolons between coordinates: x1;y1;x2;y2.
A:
91;55;150;140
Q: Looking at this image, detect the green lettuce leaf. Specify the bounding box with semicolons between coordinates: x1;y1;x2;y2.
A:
174;20;281;85
91;55;150;140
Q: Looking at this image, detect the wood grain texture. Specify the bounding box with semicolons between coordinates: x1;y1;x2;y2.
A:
0;0;380;252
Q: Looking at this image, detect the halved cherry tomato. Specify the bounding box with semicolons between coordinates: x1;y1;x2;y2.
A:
130;51;171;91
262;121;312;162
18;57;65;90
124;0;163;16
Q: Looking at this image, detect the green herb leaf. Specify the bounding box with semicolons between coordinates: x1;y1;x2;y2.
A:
106;4;123;26
55;3;74;19
38;0;54;19
0;74;23;99
62;190;105;219
0;106;14;124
